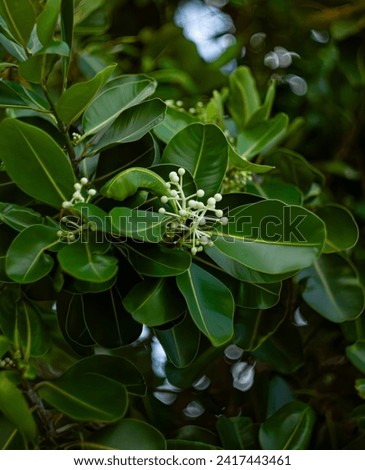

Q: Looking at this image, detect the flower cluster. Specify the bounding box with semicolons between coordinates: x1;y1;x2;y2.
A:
0;356;15;369
61;177;97;209
158;168;228;255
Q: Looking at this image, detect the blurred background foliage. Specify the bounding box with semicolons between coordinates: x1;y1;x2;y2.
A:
2;0;365;449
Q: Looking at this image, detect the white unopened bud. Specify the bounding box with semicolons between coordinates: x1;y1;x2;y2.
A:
216;209;223;218
161;196;169;204
57;230;63;237
170;190;178;197
74;183;82;190
80;177;89;185
179;209;188;217
220;217;229;225
178;168;186;176
62;201;73;209
169;171;179;183
88;189;97;196
196;189;205;198
214;193;223;202
207;197;216;207
158;207;166;214
191;247;198;255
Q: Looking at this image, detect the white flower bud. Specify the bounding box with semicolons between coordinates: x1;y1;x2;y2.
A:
164;182;171;189
88;189;97;196
178;168;186;176
62;201;73;209
179;209;188;217
216;209;223;218
80;177;89;185
169;172;179;183
191;247;198;255
214;193;223;202
197;202;205;209
158;207;166;214
196;189;205;198
74;183;82;191
161;196;169;204
188;200;198;208
170;189;178;197
57;230;63;237
220;217;229;225
207;197;216;207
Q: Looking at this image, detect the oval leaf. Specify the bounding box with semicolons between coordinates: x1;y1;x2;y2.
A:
6;225;59;283
298;254;364;323
0;119;76;207
346;341;365;375
259;401;315;450
38;373;128;422
214;200;326;274
161;123;228;197
176;263;234;346
92;419;166;450
0;0;35;48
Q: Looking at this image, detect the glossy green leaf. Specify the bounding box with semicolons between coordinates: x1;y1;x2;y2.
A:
247;79;276;125
259;402;315;450
161;123;228;197
346;341;365;375
317;204;359;253
176;263;234;346
37;0;61;46
57;290;96;348
298;254;364;323
56;64;116;125
37;373;128;422
216;416;256;450
0;224;14;282
91;419;166;450
246;180;303;205
83;74;157;136
60;0;74;85
213;200;325;274
123;278;184;326
6;225;60;284
228;66;261;129
93;99;166;152
234;306;286;351
155;313;200;368
229;145;274;174
0;31;27;61
96;134;157;185
237;113;289;160
356;379;365;399
57;240;118;283
126;242;191;277
235;281;282;309
100;167;169;202
82;286;143;348
0;0;35;48
110;207;169;243
0;80;48;110
0;203;44;231
267;376;295;418
153;106;196;144
61;355;146;396
0;372;37;441
252;323;304;374
0;119;75;207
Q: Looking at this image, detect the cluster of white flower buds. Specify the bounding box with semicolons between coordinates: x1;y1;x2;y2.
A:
62;177;97;209
0;356;15;369
158;168;228;255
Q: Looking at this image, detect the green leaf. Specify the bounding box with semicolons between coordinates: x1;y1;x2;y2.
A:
0;80;48;110
229;145;274;174
246;180;303;205
61;355;146;396
259;402;315;450
82;286;143;348
110;207;169;243
0;296;50;359
317;204;359;253
228;66;261;129
37;0;61;46
0;0;35;49
0;203;44;231
101;167;169;202
0;336;9;357
247;79;276;125
236;113;289;160
0;226;16;281
234;306;286;351
346;341;365;375
56;64;116;125
356;379;365;399
83;74;157;136
216;416;256;450
6;225;60;284
213;200;325;274
93;99;166;152
0;119;75;207
91;419;166;450
126;242;191;277
0;415;25;450
267;376;295;418
154;313;200;368
176;263;234;346
298;254;364;323
60;0;74;85
161;123;228;197
123;278;185;326
37;373;128;422
57;240;118;283
0;372;37;441
252;323;304;374
153;106;196;144
235;281;282;309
